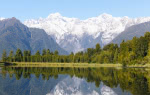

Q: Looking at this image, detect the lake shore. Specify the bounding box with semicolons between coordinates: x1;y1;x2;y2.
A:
8;62;122;68
1;62;149;68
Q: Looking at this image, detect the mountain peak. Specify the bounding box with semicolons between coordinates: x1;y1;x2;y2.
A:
0;17;5;21
99;13;112;18
5;17;21;24
47;12;62;18
24;13;150;53
1;17;20;22
0;17;23;31
11;17;17;20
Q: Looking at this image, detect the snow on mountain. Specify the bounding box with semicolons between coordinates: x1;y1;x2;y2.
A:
0;17;5;21
46;76;118;95
24;13;150;53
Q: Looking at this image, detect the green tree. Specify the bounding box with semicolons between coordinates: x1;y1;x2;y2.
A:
23;51;28;62
15;49;23;62
118;40;129;63
35;50;40;56
136;37;148;57
34;50;41;62
146;42;150;63
8;50;14;62
27;50;31;62
46;49;51;55
95;43;101;53
113;49;118;63
42;49;46;56
2;49;7;62
54;50;59;55
144;32;150;41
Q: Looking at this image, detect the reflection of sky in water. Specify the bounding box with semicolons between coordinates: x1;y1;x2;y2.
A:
47;76;131;95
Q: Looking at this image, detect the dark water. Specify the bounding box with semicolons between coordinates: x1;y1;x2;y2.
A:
0;67;150;95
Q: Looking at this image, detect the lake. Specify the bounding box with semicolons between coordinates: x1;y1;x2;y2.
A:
0;66;150;95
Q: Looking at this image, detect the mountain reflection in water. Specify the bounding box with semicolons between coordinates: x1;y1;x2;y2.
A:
0;67;150;95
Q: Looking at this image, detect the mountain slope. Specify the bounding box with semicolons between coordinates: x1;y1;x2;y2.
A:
111;21;150;44
30;28;68;54
0;18;31;57
24;13;150;53
0;18;68;58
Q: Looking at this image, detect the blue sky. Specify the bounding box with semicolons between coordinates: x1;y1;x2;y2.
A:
0;0;150;21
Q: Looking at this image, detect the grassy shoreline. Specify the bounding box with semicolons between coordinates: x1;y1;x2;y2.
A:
9;62;122;68
2;62;149;68
1;62;150;68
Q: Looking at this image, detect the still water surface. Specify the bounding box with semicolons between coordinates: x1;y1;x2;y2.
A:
0;66;149;95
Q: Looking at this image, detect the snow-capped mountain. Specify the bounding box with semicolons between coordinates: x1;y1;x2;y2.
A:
24;13;150;53
0;17;5;20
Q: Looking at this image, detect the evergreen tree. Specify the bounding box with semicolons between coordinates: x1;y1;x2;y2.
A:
113;49;118;63
35;50;40;56
144;32;150;41
146;42;150;63
34;50;41;62
54;50;59;55
15;49;23;62
46;49;51;55
8;50;14;62
27;50;31;62
136;37;148;57
42;49;46;56
23;51;28;62
118;40;129;63
95;43;101;53
2;49;7;62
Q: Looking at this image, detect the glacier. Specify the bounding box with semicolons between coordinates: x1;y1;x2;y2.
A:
24;13;150;53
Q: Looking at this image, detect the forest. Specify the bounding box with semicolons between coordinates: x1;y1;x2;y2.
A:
1;32;150;65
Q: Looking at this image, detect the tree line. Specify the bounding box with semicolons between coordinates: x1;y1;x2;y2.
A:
1;32;150;64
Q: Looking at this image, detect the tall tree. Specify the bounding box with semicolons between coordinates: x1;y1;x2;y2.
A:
35;50;40;56
8;50;14;62
46;49;51;55
42;49;46;56
27;50;31;62
23;51;28;62
15;49;23;62
95;43;101;53
146;42;150;63
113;49;118;63
2;49;7;62
54;50;59;55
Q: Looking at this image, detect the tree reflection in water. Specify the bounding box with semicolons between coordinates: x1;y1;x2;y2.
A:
1;67;150;95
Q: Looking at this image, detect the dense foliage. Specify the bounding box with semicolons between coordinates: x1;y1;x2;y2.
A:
1;32;150;64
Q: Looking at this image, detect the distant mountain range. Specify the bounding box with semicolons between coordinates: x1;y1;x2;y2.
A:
0;18;68;58
1;13;150;57
24;13;150;53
